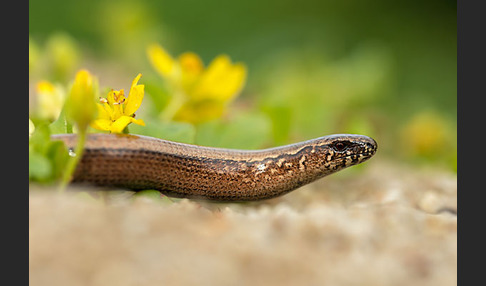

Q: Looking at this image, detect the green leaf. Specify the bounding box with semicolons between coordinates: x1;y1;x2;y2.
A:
46;140;70;180
30;123;51;155
29;151;52;181
49;107;73;134
29;121;70;184
132;190;173;204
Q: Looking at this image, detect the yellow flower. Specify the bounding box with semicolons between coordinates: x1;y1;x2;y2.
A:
147;43;247;124
64;69;98;131
91;73;146;133
36;80;65;121
147;44;176;78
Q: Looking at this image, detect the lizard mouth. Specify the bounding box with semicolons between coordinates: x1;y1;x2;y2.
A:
332;151;376;166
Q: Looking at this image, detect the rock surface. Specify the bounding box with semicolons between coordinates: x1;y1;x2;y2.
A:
29;161;457;286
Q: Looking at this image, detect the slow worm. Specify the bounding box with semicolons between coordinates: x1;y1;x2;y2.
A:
52;133;377;201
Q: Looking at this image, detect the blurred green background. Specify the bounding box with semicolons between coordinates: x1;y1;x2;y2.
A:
29;0;457;171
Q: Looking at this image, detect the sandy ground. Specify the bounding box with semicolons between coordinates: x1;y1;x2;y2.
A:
29;160;457;286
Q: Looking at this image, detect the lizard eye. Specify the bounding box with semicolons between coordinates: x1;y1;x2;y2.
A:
332;141;350;152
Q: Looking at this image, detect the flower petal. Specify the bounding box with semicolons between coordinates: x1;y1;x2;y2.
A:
125;74;144;116
130;73;142;90
124;85;144;116
130;117;145;126
96;103;112;120
110;116;133;133
191;55;246;102
179;52;203;76
214;63;247;101
179;52;204;93
147;44;175;77
90;119;112;131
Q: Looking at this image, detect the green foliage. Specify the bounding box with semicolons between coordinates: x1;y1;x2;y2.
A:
48;108;73;134
129;117;196;144
143;77;171;115
131;190;175;204
29;123;70;183
260;104;292;145
195;111;272;149
29;32;81;84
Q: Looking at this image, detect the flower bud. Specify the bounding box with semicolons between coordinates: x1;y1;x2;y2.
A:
65;69;98;130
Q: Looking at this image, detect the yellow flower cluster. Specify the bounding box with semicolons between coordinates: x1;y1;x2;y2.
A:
33;70;146;135
147;44;247;124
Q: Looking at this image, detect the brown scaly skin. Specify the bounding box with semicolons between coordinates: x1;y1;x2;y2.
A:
52;133;377;201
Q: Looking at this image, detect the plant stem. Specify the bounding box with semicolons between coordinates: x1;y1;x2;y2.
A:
59;128;87;193
160;91;186;121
